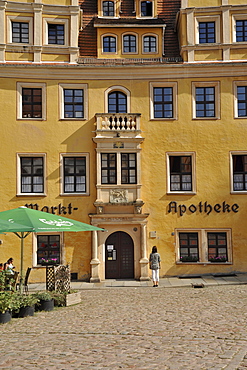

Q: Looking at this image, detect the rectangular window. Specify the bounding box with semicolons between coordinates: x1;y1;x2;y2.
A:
63;157;86;193
37;235;60;265
196;86;215;118
236;20;247;42
12;22;29;43
123;35;137;53
208;233;228;262
141;1;153;17
64;89;84;118
48;24;64;45
237;86;247;117
103;36;116;53
21;157;44;193
153;87;173;118
179;233;199;262
143;35;156;53
22;88;42;119
169;156;192;192
121;153;137;184
199;22;215;43
101;153;117;184
232;155;247;191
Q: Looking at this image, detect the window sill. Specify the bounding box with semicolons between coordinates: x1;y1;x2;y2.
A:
231;191;247;194
60;193;89;196
60;118;86;121
167;191;196;195
16;193;47;197
150;117;177;121
176;261;232;265
192;117;219;120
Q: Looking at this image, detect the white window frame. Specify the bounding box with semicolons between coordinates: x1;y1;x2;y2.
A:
142;33;158;54
232;14;247;43
105;85;131;113
122;32;138;54
233;81;247;119
59;83;88;120
192;81;220;120
102;33;118;54
7;15;33;45
17;153;47;196
43;17;69;47
150;82;178;120
166;152;196;194
230;151;247;194
195;15;220;44
101;0;116;18
17;82;46;120
33;232;63;267
175;228;232;264
60;153;90;196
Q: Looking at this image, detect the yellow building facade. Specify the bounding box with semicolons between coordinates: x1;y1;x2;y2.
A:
1;0;247;282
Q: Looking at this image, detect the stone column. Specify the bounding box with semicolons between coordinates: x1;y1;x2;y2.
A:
139;224;150;281
33;4;43;63
90;230;101;283
0;1;6;62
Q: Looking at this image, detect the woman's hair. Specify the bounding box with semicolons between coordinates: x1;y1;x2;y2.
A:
7;258;13;264
152;246;157;253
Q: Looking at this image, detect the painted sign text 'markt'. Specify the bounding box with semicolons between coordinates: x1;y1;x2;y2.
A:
168;201;239;216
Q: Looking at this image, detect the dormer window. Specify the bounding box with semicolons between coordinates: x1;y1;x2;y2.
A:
141;1;153;17
103;1;115;17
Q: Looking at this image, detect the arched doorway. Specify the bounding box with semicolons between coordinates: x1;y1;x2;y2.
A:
105;231;134;279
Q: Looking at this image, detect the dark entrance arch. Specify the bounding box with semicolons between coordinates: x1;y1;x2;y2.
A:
105;231;134;279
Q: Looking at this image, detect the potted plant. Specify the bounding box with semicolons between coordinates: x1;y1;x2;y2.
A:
41;258;59;266
0;291;19;324
209;256;227;263
34;291;54;312
15;293;39;318
180;256;199;262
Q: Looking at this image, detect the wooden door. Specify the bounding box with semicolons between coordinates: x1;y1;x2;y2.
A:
105;231;134;279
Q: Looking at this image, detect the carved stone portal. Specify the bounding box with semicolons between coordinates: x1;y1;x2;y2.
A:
110;189;128;203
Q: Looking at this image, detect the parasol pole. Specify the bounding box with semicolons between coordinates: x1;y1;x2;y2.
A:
14;231;31;294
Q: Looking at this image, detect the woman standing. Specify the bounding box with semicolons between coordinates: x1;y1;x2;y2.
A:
149;246;161;287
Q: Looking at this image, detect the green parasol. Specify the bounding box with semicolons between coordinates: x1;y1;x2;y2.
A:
0;207;103;292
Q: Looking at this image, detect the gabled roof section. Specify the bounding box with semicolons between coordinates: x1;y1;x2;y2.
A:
78;0;181;59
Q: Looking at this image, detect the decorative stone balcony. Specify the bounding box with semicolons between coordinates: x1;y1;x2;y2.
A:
95;113;141;137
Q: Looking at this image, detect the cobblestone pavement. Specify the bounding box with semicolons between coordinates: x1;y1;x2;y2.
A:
1;285;247;370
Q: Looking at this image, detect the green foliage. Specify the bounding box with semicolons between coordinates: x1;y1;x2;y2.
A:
50;291;66;307
34;291;52;302
0;292;19;313
14;293;39;308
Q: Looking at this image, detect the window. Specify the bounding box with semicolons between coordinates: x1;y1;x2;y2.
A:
103;36;116;53
37;235;61;265
103;1;114;16
196;87;215;117
101;152;137;185
17;83;46;120
232;154;247;191
64;89;84;118
20;157;44;194
141;1;153;17
236;20;247;42
101;153;117;184
22;88;42;119
150;82;177;120
123;34;137;53
208;232;228;262
199;22;215;43
237;85;247;117
143;35;157;53
63;157;87;193
108;91;127;113
176;229;231;263
169;156;192;192
179;233;199;262
153;87;173;118
192;82;220;119
12;22;29;43
48;24;64;45
121;154;137;184
60;154;89;195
